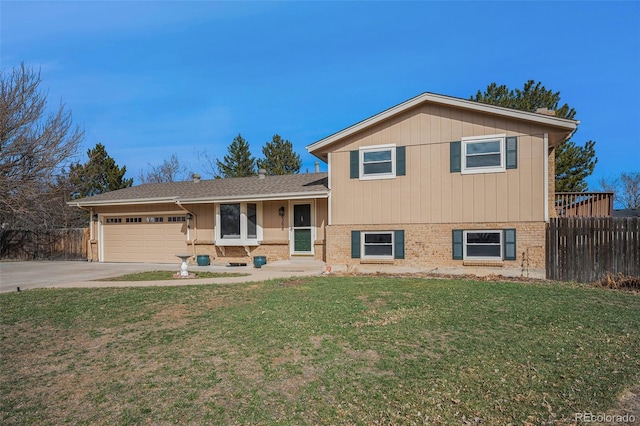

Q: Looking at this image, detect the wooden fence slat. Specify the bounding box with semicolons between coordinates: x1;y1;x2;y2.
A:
0;228;88;261
546;217;640;283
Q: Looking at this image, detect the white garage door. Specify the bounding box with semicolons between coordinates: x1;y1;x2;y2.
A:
101;215;188;263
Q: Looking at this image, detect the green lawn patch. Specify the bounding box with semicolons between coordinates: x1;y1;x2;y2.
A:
1;276;639;425
98;270;249;281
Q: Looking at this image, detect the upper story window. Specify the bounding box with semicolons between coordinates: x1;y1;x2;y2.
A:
362;147;394;177
462;135;505;174
351;144;405;180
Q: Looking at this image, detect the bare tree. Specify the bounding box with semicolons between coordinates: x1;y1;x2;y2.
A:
619;172;640;210
599;171;640;210
195;148;221;179
138;154;189;183
0;64;84;230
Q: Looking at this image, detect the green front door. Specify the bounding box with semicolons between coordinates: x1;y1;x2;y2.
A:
291;203;313;254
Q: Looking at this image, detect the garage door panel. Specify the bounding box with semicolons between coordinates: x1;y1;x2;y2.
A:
103;218;187;263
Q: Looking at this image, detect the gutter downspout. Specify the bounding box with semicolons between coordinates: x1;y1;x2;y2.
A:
176;201;197;260
76;203;95;261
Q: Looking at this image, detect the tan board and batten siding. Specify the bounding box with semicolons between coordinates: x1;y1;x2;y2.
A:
326;103;551;225
94;199;328;263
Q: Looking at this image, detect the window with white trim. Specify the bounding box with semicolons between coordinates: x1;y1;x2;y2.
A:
362;231;394;259
216;202;261;245
463;230;502;260
462;135;505;174
360;145;396;180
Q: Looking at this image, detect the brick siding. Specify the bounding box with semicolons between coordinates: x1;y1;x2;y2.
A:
326;222;546;272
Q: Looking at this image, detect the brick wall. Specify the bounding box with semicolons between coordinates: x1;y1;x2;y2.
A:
191;240;325;265
326;222;546;273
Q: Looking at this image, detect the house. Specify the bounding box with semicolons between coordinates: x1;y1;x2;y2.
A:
72;92;578;277
305;92;576;276
72;172;329;264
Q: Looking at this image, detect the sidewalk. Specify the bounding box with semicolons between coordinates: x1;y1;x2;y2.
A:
0;260;327;292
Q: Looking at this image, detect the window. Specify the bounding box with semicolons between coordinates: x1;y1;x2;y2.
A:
452;229;516;261
461;135;505;174
220;204;241;239
247;203;257;239
362;232;394;259
146;217;163;223
351;230;404;260
168;216;186;222
126;217;142;223
216;203;261;245
106;218;121;224
351;143;407;180
464;231;502;259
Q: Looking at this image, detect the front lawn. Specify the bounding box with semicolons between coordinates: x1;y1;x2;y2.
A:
1;276;638;424
98;270;250;281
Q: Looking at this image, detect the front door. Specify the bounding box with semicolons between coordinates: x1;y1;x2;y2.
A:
290;202;313;255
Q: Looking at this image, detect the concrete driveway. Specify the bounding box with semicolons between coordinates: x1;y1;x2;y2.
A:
0;260;327;293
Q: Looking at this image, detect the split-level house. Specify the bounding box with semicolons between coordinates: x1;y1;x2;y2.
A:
72;92;578;277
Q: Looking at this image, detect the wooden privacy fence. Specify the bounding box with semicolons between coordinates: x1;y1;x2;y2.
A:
0;228;88;261
546;217;640;283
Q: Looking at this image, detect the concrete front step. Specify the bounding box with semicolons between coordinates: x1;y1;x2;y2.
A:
259;259;326;273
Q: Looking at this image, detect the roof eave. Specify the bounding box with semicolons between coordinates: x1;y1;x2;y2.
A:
69;190;330;208
306;92;578;154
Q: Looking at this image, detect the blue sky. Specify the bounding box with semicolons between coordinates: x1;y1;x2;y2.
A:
2;1;639;188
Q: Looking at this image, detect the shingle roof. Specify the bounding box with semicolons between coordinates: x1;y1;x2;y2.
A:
71;173;329;206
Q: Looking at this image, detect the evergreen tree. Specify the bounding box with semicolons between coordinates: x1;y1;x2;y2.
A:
257;134;302;175
216;134;256;178
471;80;597;192
69;143;133;199
554;140;597;192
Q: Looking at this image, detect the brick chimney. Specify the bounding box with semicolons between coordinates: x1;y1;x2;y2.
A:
536;108;556;116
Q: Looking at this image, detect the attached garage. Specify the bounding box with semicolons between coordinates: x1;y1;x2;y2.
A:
100;215;188;263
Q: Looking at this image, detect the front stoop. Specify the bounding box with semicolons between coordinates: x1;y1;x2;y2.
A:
260;259;326;273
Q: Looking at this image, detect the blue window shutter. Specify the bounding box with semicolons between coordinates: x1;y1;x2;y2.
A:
504;229;517;260
351;230;361;258
394;230;405;259
506;136;518;169
452;229;463;260
450;141;461;172
396;146;406;176
350;150;359;179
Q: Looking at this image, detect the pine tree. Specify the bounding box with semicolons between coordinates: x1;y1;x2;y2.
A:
471;80;597;192
69;143;133;199
257;134;302;175
216;134;256;178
